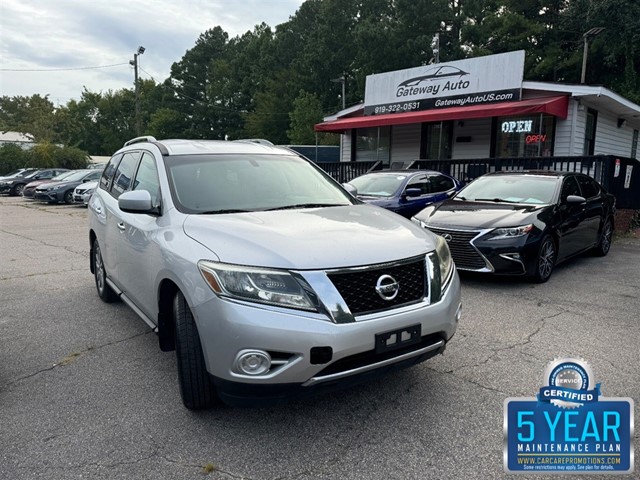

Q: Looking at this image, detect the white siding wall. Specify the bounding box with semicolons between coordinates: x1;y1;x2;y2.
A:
340;134;351;162
594;110;635;157
451;118;491;159
390;124;421;162
554;98;577;156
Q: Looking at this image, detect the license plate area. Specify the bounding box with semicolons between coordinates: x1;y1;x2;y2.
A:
375;324;421;354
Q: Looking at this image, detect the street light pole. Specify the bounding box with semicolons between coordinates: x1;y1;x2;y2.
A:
130;46;145;135
331;76;346;110
580;28;604;84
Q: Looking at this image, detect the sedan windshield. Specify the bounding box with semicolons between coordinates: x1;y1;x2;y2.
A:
165;154;354;214
348;174;406;197
456;175;558;204
57;170;91;182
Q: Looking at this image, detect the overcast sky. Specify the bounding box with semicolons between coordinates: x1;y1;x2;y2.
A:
0;0;305;105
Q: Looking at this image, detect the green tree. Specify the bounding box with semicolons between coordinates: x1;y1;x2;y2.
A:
288;90;337;144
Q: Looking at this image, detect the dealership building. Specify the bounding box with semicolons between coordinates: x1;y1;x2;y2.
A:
315;51;640;165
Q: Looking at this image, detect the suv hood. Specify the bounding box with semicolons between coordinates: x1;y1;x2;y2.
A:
417;199;547;229
183;204;435;270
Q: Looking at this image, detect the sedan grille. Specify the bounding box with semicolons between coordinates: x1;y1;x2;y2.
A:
327;257;426;316
427;226;487;270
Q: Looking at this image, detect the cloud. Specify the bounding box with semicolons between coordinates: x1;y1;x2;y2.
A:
0;0;304;104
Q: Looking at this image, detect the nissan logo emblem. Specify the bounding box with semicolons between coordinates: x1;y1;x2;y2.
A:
375;274;399;301
442;233;453;242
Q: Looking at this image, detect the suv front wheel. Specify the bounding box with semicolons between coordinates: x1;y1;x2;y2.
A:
93;239;118;303
174;291;218;409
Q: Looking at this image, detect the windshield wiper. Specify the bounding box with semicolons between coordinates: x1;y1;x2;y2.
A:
473;198;519;203
264;203;346;211
197;209;252;214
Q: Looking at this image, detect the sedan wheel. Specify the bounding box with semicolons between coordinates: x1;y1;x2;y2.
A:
64;190;74;204
93;239;117;303
12;183;25;196
174;291;218;410
533;235;556;283
593;218;613;257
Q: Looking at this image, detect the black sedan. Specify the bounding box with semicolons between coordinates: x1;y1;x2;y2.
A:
34;169;102;204
0;168;68;196
412;171;616;282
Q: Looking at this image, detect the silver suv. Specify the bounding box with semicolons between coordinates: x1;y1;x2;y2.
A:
88;137;461;409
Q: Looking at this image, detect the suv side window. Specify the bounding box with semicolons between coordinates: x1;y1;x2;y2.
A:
560;176;581;202
132;152;161;207
100;154;123;191
576;175;600;199
110;152;140;199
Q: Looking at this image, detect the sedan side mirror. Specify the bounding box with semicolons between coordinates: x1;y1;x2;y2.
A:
566;195;586;205
404;187;422;198
343;183;358;196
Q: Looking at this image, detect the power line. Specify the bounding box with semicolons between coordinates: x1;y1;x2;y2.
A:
0;63;129;72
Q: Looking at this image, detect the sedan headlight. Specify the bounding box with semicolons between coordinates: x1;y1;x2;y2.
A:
428;235;454;302
488;224;533;240
198;261;316;311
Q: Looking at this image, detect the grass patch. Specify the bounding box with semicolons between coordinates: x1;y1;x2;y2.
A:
201;463;216;474
60;352;82;365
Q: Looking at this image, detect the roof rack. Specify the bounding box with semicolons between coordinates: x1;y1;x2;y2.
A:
124;136;158;147
232;138;274;146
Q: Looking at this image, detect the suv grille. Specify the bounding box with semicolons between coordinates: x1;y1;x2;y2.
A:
427;226;487;270
327;257;426;316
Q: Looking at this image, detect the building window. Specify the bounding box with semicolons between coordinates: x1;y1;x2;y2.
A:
354;126;390;163
632;129;639;159
494;114;555;158
583;108;598;155
420;121;453;159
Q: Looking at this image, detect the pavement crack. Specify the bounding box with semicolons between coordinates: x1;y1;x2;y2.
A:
4;330;154;388
0;228;87;258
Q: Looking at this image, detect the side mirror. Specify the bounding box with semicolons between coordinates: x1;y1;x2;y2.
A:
566;195;586;205
404;187;422;198
445;190;456;197
119;190;153;214
343;183;358;196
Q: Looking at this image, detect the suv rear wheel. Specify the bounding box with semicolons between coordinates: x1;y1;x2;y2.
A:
174;291;218;410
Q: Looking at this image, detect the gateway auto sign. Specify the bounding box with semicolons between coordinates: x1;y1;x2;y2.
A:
363;50;525;116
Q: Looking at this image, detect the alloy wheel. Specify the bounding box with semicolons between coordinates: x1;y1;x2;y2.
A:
537;238;555;281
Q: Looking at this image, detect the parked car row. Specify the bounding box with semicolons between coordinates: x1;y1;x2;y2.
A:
0;167;102;205
345;169;615;283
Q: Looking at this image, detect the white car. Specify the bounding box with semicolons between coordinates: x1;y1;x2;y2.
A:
73;180;98;206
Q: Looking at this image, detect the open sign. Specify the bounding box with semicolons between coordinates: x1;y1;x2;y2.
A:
525;134;547;144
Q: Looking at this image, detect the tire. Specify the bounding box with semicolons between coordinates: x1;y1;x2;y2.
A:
174;291;217;410
93;239;118;303
64;190;74;204
532;235;556;283
11;183;25;196
592;218;613;257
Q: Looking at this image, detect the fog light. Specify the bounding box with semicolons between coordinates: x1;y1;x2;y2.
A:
236;350;271;375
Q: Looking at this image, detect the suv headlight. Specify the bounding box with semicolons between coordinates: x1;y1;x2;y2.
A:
428;235;454;302
488;224;533;240
198;261;316;311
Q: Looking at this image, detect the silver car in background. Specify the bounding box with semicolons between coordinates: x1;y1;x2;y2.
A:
73;180;98;206
88;137;461;409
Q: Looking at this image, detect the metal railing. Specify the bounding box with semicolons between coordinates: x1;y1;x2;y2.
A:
319;161;383;183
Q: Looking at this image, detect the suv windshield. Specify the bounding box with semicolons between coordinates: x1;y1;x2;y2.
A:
456;175;558;204
165;154;354;214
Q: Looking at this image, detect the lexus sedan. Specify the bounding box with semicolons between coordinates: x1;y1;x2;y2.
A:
346;170;461;218
34;169;102;203
89;137;461;409
412;171;615;283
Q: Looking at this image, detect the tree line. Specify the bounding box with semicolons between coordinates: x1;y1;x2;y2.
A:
1;0;638;157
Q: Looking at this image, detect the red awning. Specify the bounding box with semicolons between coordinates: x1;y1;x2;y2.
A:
315;95;569;132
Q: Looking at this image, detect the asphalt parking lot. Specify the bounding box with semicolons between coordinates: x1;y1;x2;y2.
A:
1;196;638;480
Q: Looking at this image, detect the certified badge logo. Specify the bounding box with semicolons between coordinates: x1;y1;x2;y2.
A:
539;358;599;408
504;357;634;474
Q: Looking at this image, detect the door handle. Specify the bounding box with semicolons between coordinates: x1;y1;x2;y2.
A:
117;222;125;231
94;206;102;215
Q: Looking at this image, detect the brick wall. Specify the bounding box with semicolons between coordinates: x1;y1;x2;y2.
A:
614;209;637;233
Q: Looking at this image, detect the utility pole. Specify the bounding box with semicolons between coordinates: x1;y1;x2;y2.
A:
580;28;604;84
130;46;145;136
331;76;346;110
